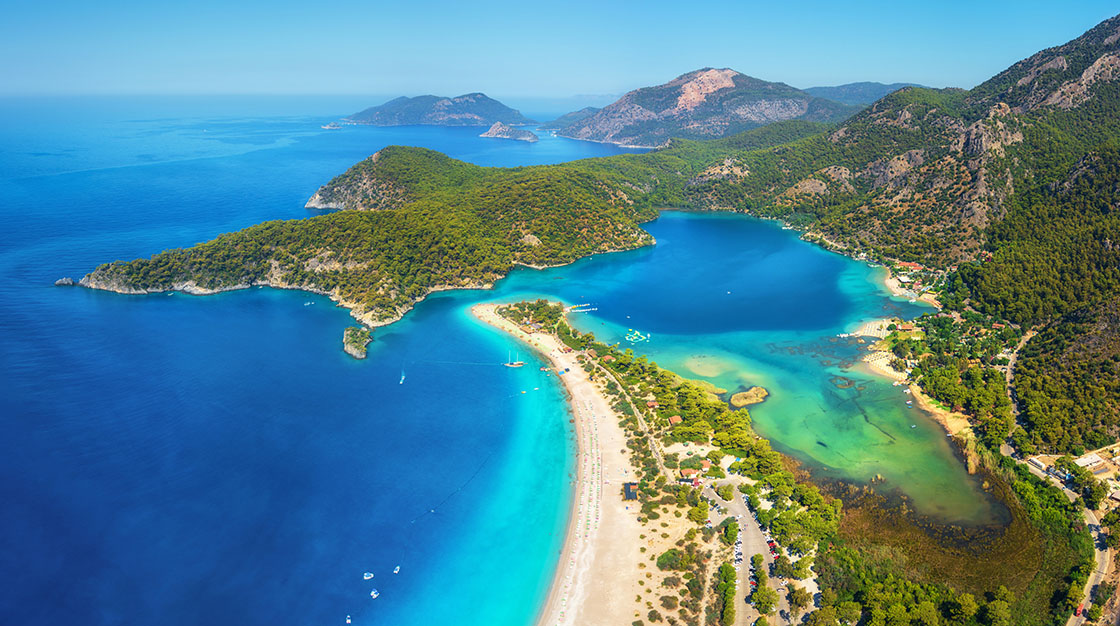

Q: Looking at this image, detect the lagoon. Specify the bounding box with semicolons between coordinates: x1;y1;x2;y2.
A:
0;98;995;626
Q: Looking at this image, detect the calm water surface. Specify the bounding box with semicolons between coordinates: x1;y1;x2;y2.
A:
0;97;994;626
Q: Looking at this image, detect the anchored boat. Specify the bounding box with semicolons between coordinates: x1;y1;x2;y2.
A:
504;350;524;368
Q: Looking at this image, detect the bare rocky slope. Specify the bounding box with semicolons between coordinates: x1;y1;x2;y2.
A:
554;68;858;147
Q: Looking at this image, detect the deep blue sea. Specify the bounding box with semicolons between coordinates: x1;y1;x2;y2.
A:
0;97;995;626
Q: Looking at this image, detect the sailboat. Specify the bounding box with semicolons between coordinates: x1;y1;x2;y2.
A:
504;350;524;368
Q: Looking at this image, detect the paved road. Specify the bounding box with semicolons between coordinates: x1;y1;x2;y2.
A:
1007;454;1111;626
703;482;793;625
999;331;1110;624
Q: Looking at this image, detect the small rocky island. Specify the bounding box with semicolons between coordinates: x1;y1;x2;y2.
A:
479;122;538;143
343;326;371;359
729;386;768;407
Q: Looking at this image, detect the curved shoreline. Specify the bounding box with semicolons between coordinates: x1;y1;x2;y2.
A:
471;303;641;626
853;271;975;440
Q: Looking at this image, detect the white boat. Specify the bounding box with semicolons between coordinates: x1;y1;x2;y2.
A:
346;616;352;624
363;572;374;580
399;370;406;384
370;589;380;599
393;565;400;574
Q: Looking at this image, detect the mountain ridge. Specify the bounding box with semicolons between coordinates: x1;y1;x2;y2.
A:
83;14;1120;455
804;81;924;105
553;68;858;147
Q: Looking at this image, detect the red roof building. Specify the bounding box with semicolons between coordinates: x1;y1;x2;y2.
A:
668;415;682;424
646;401;660;408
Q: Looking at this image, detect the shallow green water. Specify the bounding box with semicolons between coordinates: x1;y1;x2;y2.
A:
494;211;1001;525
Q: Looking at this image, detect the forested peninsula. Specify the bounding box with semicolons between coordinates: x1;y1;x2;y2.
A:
82;14;1120;456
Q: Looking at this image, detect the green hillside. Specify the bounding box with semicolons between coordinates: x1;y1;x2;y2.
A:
84;14;1120;454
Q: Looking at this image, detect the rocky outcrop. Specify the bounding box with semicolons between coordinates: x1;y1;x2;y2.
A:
342;326;371;359
54;277;75;286
479;122;539;142
730;387;769;407
1042;52;1120;109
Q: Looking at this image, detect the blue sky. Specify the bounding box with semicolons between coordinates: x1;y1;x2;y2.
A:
2;0;1117;98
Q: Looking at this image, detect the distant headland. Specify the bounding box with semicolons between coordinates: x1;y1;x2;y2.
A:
342;93;535;127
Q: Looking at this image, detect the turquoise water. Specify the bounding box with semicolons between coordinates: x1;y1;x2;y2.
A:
1;98;995;626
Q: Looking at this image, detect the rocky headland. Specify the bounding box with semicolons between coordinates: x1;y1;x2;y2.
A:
479;122;538;142
343;93;535;127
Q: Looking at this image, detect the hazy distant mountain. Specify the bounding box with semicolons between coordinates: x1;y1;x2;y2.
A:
554;68;858;147
539;107;600;130
803;82;923;106
344;93;536;126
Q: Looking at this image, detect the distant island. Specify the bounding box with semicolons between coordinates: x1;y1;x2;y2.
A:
551;68;858;147
479;122;538;142
803;81;923;105
343;93;535;127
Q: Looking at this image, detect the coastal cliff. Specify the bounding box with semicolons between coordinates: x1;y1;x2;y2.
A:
343;326;371;358
479;122;538;142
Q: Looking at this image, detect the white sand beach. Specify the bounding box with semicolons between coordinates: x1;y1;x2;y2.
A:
472;304;643;626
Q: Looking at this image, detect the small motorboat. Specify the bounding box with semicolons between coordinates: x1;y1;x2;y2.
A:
393;565;400;574
363;572;374;580
370;589;380;599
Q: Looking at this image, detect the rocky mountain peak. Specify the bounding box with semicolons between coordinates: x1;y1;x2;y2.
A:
670;68;740;113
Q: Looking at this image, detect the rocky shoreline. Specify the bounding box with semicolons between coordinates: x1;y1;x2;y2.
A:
342;326;371;359
74;268;496;330
479;121;538;142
